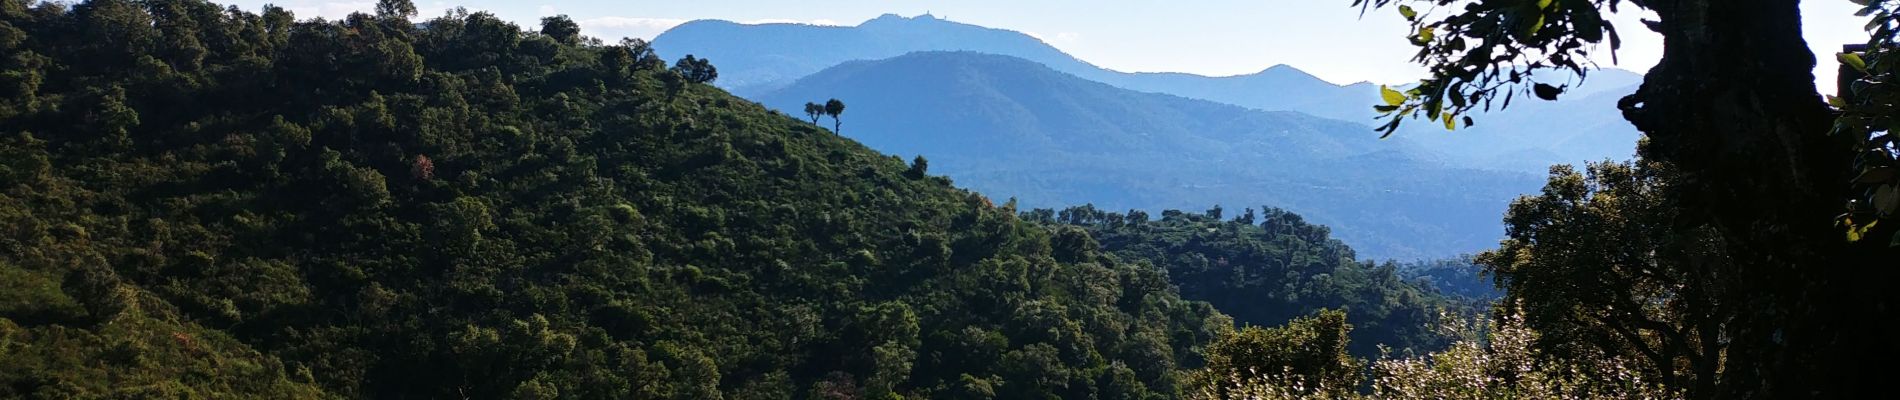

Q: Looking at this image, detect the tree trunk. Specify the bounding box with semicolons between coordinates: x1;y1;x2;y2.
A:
1619;0;1894;397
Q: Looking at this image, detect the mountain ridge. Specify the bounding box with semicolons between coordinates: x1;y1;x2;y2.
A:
758;51;1540;259
653;14;1647;172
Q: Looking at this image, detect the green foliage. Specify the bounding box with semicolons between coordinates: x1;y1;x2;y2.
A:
671;54;718;84
1394;258;1499;303
825;98;846;132
1834;2;1900;246
1186;309;1676;400
1367;310;1677;400
540;15;582;45
1476;161;1726;396
1189;310;1363;399
1045;205;1464;357
1351;0;1634;135
0;1;1225;398
804;102;825;124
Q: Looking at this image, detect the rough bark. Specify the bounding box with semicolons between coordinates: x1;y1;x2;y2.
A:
1618;0;1892;397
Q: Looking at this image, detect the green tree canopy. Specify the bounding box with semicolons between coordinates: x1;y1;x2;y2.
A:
824;98;846;132
540;15;582;45
1354;0;1898;395
1477;161;1727;397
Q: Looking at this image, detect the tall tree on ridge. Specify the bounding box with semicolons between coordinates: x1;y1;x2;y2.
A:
804;102;824;124
540;15;581;45
374;0;416;19
824;98;846;133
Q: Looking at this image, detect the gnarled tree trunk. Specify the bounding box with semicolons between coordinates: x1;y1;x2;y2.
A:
1619;0;1895;397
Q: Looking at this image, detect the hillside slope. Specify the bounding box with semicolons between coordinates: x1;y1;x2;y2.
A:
0;3;1231;398
759;52;1541;259
1036;205;1464;357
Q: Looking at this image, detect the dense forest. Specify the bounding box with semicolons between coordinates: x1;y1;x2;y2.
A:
0;1;1246;397
1031;205;1471;357
7;0;1898;399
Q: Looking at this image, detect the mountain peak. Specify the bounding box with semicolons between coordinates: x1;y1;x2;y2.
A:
861;13;946;27
1249;64;1328;82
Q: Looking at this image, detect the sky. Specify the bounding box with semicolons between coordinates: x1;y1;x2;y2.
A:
226;0;1868;91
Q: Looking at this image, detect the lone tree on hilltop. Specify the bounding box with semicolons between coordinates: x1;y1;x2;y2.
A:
824;98;846;133
804;102;824;124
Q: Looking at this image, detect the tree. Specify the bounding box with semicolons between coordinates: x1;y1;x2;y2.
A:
671;55;717;84
1354;0;1897;396
803;102;824;124
374;0;417;19
824;98;846;133
1478;161;1726;397
905;155;929;179
1188;310;1362;399
540;15;581;45
619;38;663;70
1370;310;1676;400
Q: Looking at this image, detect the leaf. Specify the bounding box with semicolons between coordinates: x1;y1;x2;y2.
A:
1850;220;1879;242
1537;0;1555;9
1840;52;1869;73
1374;105;1400;113
1890;231;1900;248
1522;13;1546;37
1828;94;1848;108
1443;113;1458;131
1855;167;1898;184
1533;83;1562;101
1399;5;1417;20
1462;116;1475;128
1381;85;1407;106
1876;184;1900;217
1417;27;1435;43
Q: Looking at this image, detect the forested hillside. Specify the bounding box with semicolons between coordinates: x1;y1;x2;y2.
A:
1032;205;1463;356
759;51;1539;258
0;2;1242;398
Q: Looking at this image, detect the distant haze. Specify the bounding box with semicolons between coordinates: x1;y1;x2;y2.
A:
219;0;1866;92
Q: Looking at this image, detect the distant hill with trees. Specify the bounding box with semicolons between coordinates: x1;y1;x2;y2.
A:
757;51;1542;259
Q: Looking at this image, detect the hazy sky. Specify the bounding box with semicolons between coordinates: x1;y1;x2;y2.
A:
226;1;1867;91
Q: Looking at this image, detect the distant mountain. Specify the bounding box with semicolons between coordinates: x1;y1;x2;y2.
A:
652;14;1080;96
758;52;1542;259
652;14;1374;119
653;14;1649;174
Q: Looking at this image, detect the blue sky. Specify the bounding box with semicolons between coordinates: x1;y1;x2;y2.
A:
226;1;1866;91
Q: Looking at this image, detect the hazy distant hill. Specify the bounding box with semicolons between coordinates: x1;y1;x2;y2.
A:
652;14;1649;173
652;14;1373;118
652;14;1079;96
759;52;1541;259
